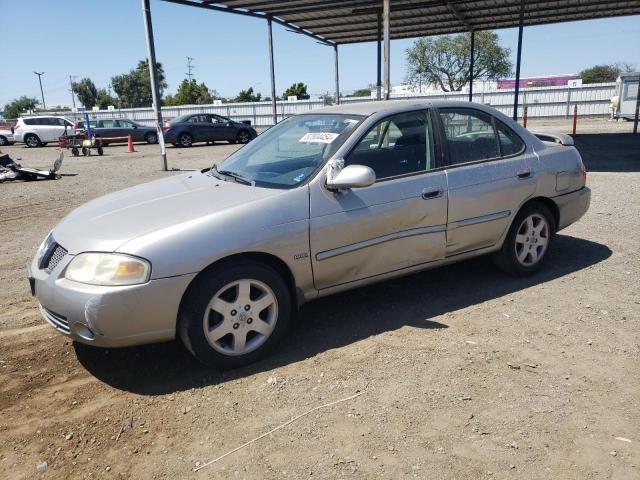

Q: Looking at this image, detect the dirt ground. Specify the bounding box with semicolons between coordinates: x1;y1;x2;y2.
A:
1;117;639;479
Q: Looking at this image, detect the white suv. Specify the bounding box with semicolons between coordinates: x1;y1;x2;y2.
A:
13;116;74;147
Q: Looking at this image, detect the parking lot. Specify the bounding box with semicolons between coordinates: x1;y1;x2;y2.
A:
1;117;639;479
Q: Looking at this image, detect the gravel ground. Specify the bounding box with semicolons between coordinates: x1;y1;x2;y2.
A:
0;119;639;479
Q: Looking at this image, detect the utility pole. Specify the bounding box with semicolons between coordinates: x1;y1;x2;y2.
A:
34;71;46;110
68;75;77;112
186;56;195;80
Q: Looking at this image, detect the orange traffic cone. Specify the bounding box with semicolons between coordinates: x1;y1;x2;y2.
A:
127;134;136;153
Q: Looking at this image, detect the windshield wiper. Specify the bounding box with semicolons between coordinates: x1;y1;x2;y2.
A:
213;165;253;186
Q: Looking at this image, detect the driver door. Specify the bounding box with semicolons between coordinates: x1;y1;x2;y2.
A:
309;109;448;290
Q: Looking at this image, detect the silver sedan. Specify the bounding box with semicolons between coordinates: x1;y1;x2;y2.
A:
28;101;590;368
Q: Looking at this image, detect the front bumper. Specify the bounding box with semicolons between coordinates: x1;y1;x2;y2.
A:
553;186;591;231
28;253;196;348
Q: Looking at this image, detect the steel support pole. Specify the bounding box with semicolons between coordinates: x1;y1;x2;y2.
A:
512;0;525;120
468;31;475;102
334;44;340;105
376;11;382;100
267;17;277;125
634;78;640;134
383;0;390;100
141;0;167;171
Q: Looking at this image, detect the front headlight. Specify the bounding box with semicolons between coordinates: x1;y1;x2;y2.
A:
64;253;151;286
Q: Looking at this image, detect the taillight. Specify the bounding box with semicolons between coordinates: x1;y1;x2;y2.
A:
162;124;171;132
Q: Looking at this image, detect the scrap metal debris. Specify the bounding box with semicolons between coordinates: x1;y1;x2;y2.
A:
0;149;66;182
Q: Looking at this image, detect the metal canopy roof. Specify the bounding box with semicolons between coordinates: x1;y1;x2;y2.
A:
163;1;640;45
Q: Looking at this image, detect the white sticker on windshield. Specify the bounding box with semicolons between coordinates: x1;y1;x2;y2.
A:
299;132;340;144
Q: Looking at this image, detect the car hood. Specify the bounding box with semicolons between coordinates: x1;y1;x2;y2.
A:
53;171;283;254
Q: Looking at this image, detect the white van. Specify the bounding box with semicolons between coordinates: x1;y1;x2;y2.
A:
13;116;74;147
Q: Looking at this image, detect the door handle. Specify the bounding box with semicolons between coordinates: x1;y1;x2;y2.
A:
517;169;532;179
421;188;443;200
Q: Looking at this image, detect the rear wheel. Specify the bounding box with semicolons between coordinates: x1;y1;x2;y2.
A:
179;261;292;369
71;147;79;156
144;132;158;144
494;202;555;276
0;136;8;146
24;134;41;148
177;133;193;147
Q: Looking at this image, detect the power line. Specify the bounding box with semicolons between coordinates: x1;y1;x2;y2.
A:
186;56;195;80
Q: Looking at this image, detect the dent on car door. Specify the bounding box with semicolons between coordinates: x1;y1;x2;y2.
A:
439;108;537;256
309;109;448;290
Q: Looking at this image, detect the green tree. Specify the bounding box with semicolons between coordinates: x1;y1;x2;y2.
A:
3;96;39;119
96;89;117;109
580;63;634;84
164;79;216;105
234;87;262;102
111;59;167;108
406;31;512;92
282;82;310;100
71;78;98;109
352;88;372;97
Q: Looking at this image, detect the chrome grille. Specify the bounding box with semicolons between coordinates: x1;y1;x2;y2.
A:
44;244;67;273
39;305;70;334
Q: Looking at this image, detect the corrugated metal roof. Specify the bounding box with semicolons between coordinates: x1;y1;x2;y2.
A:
162;1;640;44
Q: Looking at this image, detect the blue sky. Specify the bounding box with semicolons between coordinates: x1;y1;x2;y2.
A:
0;0;638;107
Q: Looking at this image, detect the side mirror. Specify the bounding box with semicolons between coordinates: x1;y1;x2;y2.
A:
326;164;376;190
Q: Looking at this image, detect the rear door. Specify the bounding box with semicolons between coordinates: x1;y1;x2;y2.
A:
116;119;141;141
309;109;448;289
438;107;536;256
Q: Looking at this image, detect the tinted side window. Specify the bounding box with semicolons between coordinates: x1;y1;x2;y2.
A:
24;118;37;125
101;120;117;128
117;120;133;128
496;121;525;156
439;109;499;165
346;110;436;181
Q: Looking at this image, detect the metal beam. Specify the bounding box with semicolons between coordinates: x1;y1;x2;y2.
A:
468;30;475;102
512;0;525;121
267;17;277;125
376;10;382;101
383;0;390;100
446;0;473;30
334;44;340;105
634;77;640;134
141;0;167;171
161;0;334;45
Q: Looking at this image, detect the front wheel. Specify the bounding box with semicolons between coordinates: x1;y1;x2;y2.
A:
494;202;555;276
24;134;41;148
178;262;292;369
236;130;251;144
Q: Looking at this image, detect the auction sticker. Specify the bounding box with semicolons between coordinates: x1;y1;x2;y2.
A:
299;132;340;144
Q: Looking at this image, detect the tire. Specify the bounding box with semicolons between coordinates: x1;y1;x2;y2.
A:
178;261;292;369
97;146;104;156
177;133;193;148
71;147;79;157
144;132;158;144
493;201;556;276
0;136;7;146
24;134;41;148
82;147;90;156
41;143;48;147
236;130;251;144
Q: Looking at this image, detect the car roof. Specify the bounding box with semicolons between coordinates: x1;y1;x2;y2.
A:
311;100;497;117
19;115;70;120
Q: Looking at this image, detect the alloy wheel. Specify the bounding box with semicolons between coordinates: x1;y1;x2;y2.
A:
202;279;278;356
179;134;192;147
237;131;250;143
514;213;549;266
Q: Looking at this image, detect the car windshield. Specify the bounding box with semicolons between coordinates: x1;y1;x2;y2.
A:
212;113;362;188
